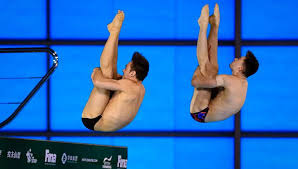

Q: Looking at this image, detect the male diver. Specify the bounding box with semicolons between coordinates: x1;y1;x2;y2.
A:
82;10;149;131
190;4;259;122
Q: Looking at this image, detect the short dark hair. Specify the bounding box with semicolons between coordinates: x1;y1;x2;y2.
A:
131;52;149;81
243;50;259;78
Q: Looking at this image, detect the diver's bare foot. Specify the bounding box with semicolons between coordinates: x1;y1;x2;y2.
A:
198;4;209;27
107;10;125;34
209;4;220;27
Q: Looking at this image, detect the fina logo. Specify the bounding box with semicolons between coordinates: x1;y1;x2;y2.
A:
117;155;127;168
44;149;57;164
102;156;112;169
26;149;37;164
61;153;67;164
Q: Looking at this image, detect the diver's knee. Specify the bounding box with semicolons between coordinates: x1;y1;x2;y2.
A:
99;66;113;79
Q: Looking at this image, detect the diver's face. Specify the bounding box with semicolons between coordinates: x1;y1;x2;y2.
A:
230;57;245;71
122;62;133;78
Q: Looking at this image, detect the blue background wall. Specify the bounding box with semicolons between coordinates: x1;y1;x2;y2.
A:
1;0;298;168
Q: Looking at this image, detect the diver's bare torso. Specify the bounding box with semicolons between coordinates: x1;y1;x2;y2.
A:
91;79;145;131
206;75;247;122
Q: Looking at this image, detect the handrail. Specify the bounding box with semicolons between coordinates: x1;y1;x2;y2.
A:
0;47;58;128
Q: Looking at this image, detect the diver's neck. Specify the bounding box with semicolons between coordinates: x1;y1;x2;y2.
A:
232;71;246;79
